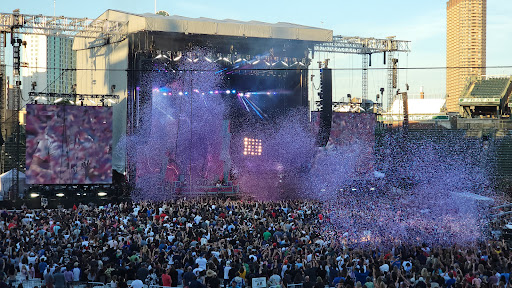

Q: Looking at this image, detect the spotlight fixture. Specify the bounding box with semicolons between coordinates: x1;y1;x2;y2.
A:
98;192;107;197
30;193;39;198
56;193;65;197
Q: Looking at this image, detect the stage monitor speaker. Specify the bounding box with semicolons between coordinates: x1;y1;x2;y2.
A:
316;68;332;147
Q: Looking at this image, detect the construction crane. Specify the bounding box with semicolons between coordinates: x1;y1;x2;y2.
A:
313;35;411;110
0;10;127;199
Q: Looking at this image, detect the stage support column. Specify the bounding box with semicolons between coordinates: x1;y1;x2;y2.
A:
221;120;231;183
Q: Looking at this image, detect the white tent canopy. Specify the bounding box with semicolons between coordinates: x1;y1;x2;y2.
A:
0;169;27;200
389;99;446;115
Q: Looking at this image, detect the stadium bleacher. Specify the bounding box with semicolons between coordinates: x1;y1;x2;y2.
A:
470;78;511;98
460;76;512;118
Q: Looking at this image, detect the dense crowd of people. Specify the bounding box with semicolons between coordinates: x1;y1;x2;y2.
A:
0;198;510;288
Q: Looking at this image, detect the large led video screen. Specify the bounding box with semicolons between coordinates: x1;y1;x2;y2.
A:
25;104;113;184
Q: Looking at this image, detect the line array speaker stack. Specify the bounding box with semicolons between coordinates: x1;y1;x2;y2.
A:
316;68;332;147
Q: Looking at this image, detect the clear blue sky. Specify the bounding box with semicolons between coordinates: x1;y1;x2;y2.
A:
3;0;512;101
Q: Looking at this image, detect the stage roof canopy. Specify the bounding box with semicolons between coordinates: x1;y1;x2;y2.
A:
86;9;332;42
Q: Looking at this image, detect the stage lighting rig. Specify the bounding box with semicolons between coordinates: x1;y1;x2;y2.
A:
243;137;262;156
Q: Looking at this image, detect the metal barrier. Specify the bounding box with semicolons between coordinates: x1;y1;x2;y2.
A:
149;285;172;288
171;181;239;196
13;279;131;288
15;278;43;288
85;282;107;288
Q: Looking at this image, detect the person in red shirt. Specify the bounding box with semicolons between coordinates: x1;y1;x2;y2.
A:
162;268;172;287
7;221;16;230
465;272;475;284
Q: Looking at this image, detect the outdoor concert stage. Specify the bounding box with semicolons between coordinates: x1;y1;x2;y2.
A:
72;10;333;191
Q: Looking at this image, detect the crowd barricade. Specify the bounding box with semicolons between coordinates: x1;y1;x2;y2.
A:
149;285;172;288
12;278;44;288
84;282;107;288
170;181;238;196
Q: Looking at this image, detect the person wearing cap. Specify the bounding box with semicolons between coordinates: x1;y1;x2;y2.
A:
205;270;220;288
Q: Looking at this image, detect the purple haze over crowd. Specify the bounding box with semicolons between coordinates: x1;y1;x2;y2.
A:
122;48;498;245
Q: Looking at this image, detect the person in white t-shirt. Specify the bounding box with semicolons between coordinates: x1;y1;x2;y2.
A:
131;279;144;288
196;255;207;271
380;263;390;273
72;262;81;282
224;261;232;288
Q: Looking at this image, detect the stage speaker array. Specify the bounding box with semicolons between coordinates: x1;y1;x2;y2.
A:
316;68;332;147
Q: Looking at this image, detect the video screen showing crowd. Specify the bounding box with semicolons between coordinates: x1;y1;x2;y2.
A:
25;104;113;184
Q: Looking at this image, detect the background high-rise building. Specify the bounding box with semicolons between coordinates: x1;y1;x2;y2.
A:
446;0;486;113
21;35;76;106
21;34;47;107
